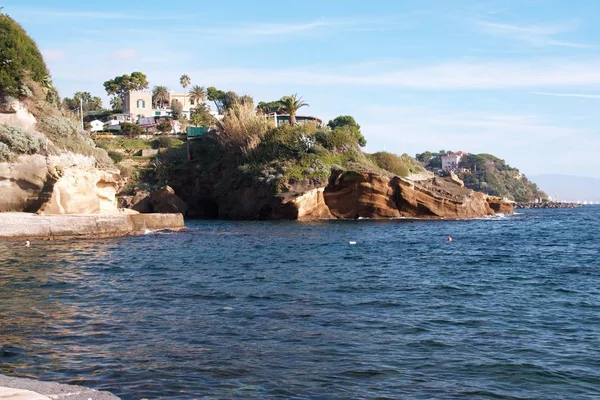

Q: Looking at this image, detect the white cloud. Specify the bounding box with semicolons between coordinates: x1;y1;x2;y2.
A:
474;20;593;48
42;49;66;61
111;49;138;59
532;92;600;99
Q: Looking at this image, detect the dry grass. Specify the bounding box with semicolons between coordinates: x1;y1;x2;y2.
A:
217;102;271;155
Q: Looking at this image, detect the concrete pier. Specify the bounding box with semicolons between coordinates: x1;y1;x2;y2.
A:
0;212;185;240
0;375;119;399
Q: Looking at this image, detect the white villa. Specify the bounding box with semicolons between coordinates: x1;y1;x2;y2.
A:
441;151;468;172
123;89;198;120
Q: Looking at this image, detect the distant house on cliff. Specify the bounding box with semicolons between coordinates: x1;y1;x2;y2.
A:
441;151;468;172
123;89;196;121
265;112;323;127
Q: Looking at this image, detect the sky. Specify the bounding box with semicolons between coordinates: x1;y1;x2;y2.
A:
4;0;600;178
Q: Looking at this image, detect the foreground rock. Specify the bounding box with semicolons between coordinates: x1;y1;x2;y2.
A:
0;212;184;240
0;155;121;214
123;186;189;215
0;374;119;400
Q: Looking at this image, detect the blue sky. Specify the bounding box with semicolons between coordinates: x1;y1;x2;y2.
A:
4;0;600;178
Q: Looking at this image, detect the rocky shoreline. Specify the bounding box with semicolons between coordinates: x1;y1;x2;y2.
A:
0;212;184;240
515;202;582;209
0;374;119;399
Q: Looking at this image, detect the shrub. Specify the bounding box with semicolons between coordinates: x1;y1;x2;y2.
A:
154;136;174;148
36;115;97;155
121;122;144;137
218;102;271;155
157;120;172;134
370;151;410;177
107;150;123;163
0;142;14;162
0;124;47;156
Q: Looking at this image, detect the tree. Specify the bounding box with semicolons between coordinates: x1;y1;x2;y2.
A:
62;91;103;113
103;71;148;105
0;14;49;98
327;115;366;147
157;120;172;134
222;91;240;111
190;103;214;127
257;101;282;114
110;97;123;111
207;86;225;114
170;99;183;120
152;85;169;109
278;94;308;126
189;85;206;107
120;122;144;137
180;74;191;108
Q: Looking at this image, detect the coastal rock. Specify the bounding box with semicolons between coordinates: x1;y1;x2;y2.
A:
127;186;188;215
149;186;189;215
37;168;121;214
272;187;334;220
324;171;401;218
487;197;515;214
0;154;48;212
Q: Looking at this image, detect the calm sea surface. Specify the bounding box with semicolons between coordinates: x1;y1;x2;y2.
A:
1;207;600;399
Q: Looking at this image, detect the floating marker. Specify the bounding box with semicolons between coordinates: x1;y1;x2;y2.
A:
349;241;357;245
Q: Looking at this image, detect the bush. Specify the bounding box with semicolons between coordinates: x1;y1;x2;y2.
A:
0;124;47;156
121;122;144;137
218;102;271;154
154;136;174;148
36;115;97;155
0;141;14;162
107;150;123;163
370;151;410;177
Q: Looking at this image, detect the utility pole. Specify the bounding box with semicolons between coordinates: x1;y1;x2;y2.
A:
80;98;84;130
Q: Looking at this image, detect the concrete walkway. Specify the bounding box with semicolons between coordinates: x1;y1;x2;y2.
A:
0;375;119;400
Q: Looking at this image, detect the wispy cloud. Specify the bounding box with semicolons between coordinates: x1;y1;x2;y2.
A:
532;92;600;99
167;58;600;89
10;7;189;20
181;15;409;40
474;20;593;48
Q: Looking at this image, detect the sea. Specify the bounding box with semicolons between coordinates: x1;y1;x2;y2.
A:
1;207;600;399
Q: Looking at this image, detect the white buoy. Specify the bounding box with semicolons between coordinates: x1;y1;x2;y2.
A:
349;241;357;245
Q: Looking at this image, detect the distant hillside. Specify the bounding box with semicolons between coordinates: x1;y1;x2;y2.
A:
529;174;600;203
416;151;546;202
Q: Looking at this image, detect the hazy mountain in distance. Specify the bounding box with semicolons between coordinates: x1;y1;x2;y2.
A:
529;174;600;202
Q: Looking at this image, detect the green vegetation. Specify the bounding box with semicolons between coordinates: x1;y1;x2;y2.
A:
278;94;308;126
0;13;49;98
415;150;547;202
369;152;424;177
62;91;103;113
157;120;172;134
0;124;48;162
120;122;144;137
103;72;148;105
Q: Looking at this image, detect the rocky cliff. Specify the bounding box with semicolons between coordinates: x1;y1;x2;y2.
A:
165;168;513;220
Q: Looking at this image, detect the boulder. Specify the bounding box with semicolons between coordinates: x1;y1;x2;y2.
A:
37;168;121;214
0;154;49;212
148;186;188;215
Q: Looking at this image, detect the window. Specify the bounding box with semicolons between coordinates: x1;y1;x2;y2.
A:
155;111;161;116
136;99;146;108
190;99;195;105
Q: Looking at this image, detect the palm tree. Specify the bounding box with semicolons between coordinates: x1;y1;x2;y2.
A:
152;85;169;109
180;74;191;109
189;85;206;107
278;94;309;125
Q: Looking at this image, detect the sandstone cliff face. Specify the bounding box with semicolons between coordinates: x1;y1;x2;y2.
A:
0;154;121;214
185;170;513;220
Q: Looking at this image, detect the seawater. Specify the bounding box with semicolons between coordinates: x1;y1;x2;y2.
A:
1;207;600;399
